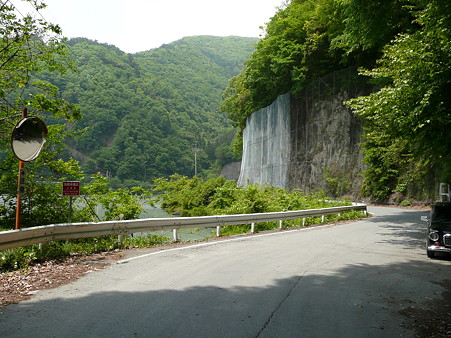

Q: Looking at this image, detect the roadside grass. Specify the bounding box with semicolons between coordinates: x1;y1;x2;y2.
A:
0;234;170;273
220;209;366;236
0;210;367;273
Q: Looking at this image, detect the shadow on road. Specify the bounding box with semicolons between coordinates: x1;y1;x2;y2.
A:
1;256;449;337
368;209;430;251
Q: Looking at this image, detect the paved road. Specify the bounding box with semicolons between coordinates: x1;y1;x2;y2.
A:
1;206;450;337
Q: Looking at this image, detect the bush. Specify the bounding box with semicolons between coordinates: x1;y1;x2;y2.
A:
400;199;412;207
153;176;366;236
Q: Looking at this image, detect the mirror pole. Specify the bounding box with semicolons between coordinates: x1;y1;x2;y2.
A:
15;161;24;230
15;108;27;230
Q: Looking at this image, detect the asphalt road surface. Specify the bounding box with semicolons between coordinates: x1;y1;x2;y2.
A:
1;206;450;337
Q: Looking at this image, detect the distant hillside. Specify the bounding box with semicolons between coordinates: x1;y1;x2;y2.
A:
41;36;258;186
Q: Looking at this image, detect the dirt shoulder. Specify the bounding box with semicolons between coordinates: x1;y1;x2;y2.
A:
399;279;451;337
0;252;122;308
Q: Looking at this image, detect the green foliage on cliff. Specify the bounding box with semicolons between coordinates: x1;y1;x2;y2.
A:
222;0;415;127
222;0;450;200
347;1;451;199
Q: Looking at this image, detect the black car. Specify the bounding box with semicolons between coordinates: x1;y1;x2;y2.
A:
422;202;451;258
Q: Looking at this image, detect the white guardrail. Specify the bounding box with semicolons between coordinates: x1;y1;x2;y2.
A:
0;204;367;250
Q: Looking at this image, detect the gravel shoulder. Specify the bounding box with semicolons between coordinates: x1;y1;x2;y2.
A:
0;252;122;308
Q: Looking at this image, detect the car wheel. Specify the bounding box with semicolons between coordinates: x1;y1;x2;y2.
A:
427;250;435;258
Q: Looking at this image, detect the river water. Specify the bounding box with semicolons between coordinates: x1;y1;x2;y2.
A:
136;204;216;242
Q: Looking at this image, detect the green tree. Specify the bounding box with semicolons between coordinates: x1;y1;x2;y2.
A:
0;0;80;121
347;0;451;198
331;0;413;54
0;1;79;228
79;174;153;222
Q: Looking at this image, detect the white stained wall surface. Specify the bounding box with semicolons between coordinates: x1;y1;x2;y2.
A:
238;93;291;188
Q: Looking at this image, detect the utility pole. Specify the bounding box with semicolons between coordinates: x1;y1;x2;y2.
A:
193;146;199;177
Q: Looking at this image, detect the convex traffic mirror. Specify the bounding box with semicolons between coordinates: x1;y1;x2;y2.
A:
11;117;48;162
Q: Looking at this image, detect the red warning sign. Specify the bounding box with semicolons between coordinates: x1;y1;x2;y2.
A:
62;181;80;196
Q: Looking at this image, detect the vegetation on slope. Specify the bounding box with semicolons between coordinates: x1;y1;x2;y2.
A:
222;0;450;200
154;174;353;216
154;175;366;236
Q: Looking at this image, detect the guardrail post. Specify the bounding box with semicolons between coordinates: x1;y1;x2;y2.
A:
117;215;124;244
216;226;221;237
321;215;325;223
173;229;179;242
302;218;306;226
279;220;283;230
251;222;255;234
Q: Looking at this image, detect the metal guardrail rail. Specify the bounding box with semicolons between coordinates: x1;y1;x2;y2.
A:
0;204;367;250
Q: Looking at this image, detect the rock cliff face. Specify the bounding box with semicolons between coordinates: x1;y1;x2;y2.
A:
238;69;371;197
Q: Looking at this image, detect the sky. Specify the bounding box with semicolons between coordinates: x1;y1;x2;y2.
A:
14;0;286;53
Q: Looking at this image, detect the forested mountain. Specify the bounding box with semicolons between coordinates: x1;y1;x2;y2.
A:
42;36;258;186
